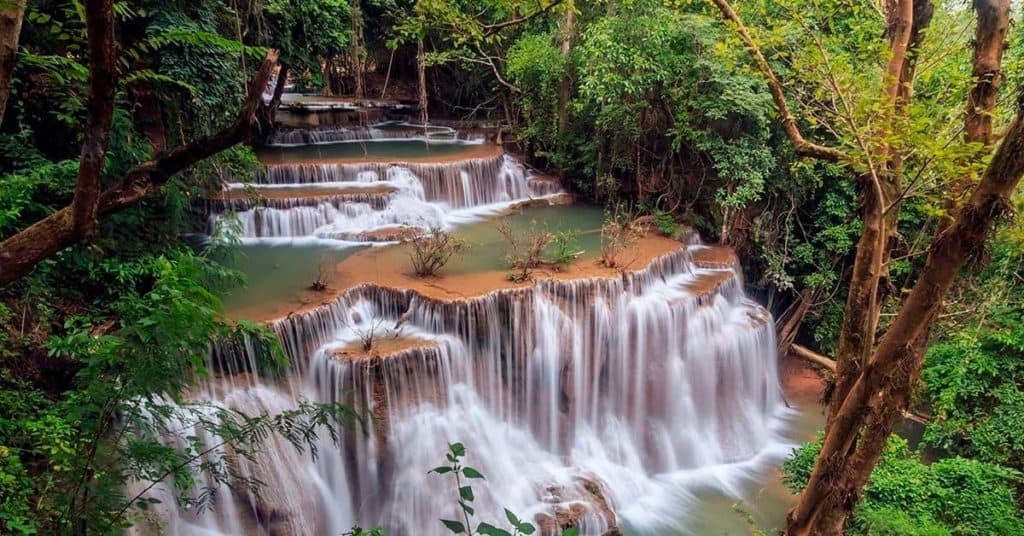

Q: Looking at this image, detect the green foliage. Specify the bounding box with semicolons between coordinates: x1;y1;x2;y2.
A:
263;0;353;89
922;234;1024;473
783;436;1024;535
544;230;581;268
507;33;565;151
430;443;570;536
0;2;353;533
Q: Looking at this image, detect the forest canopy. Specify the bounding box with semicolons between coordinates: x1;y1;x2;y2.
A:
2;0;1024;534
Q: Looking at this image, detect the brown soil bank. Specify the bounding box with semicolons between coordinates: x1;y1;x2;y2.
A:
230;232;683;322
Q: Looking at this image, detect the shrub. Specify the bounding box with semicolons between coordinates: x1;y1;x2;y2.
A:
599;205;639;269
496;219;553;282
495;220;579;282
545;230;582;268
408;228;466;277
652;208;679;236
783;435;1024;535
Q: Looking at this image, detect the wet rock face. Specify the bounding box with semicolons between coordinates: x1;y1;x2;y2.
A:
534;477;620;536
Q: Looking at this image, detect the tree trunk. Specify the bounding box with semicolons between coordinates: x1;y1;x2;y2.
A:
349;0;364;99
69;0;118;240
940;0;1012;228
0;51;281;287
417;38;428;124
557;3;575;135
827;0;924;428
786;97;1024;534
966;0;1010;145
0;0;25;128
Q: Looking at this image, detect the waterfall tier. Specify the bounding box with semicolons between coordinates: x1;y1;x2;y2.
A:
209;155;560;241
145;245;788;536
267;122;481;146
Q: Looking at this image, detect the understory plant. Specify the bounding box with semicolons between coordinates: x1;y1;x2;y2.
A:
431;442;580;536
408;228;467;277
783;435;1024;535
599;205;640;270
496;220;579;282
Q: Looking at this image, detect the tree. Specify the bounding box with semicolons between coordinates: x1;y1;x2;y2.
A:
0;0;26;127
0;3;287;287
706;0;1021;532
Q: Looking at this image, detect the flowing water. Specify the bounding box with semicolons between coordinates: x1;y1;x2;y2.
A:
144;115;818;535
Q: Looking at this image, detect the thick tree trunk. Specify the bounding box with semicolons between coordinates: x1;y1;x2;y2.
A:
0;3;22;108
940;0;1012;228
787;98;1024;535
0;51;281;287
69;0;118;240
0;0;25;128
350;0;364;99
417;39;428;124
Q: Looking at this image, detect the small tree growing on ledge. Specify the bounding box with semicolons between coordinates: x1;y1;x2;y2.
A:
599;205;639;270
309;254;332;291
354;317;387;352
497;219;552;282
408;228;466;277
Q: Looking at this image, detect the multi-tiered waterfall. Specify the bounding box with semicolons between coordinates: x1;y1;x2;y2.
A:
144;117;794;535
209;139;555;244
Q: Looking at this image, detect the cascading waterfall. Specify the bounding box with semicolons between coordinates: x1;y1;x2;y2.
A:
209;154;554;241
267;122;480;146
141;245;791;536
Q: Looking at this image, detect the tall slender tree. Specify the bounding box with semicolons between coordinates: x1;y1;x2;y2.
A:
707;0;1019;532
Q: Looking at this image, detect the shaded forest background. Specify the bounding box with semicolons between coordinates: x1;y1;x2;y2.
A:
2;0;1024;534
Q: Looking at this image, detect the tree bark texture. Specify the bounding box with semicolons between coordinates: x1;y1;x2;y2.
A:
69;0;118;240
787;94;1024;534
417;38;428;124
0;0;25;128
966;0;1011;145
557;3;575;135
349;0;365;99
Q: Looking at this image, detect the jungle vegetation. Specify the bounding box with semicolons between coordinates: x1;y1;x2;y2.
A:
2;0;1024;534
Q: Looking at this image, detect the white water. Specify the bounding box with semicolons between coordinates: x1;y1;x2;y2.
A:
209;155;550;243
137;245;792;535
146;128;793;535
267;121;479;146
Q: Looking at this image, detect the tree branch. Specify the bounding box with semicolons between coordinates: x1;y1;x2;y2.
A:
0;50;280;287
482;0;565;36
706;0;848;162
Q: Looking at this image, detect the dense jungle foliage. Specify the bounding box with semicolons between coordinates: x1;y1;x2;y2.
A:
2;0;1024;534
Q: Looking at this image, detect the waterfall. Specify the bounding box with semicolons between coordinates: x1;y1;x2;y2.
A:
266;122;481;146
209;155;557;241
142;246;789;535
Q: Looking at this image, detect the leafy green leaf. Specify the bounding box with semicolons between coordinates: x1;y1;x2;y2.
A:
477;522;513;536
462;466;485;479
440;519;466;534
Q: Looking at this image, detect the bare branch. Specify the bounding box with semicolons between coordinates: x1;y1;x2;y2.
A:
482;0;565;36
